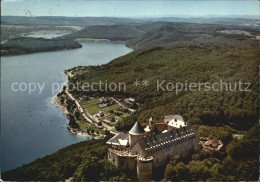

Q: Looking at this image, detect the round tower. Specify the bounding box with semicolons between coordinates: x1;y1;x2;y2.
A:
129;121;145;147
137;156;153;181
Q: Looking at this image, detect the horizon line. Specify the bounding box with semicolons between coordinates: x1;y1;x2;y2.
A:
2;14;260;19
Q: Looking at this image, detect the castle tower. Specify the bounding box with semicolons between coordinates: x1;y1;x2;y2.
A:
129;121;145;147
137;156;153;181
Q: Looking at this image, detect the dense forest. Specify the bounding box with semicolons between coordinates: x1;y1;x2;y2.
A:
164;124;259;181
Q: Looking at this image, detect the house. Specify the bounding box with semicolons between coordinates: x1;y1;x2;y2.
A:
81;95;89;101
99;97;107;104
106;116;116;122
167;118;187;130
128;98;135;103
119;105;128;112
204;140;221;149
164;115;184;124
97;110;105;117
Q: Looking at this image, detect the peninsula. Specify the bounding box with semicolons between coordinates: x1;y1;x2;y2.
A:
1;37;82;56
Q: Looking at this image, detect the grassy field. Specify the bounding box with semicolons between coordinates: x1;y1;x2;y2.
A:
79;98;128;119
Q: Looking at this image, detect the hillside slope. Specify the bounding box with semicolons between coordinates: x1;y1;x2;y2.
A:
67;45;259;131
63;24;145;41
64;22;260;43
1;16;146;26
1;37;82;56
63;22;170;41
126;23;260;49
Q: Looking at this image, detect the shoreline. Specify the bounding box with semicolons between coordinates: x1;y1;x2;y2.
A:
75;38;110;42
54;96;69;115
54;95;104;139
1;46;82;57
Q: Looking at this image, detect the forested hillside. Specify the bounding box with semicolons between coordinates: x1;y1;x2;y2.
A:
126;23;260;49
164;124;259;181
68;45;259;132
1;37;82;56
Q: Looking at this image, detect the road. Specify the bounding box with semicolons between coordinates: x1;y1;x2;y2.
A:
65;89;118;135
65;89;93;124
110;97;136;113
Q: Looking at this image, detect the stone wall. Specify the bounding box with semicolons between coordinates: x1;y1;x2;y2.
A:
151;137;197;168
129;134;144;147
107;149;137;173
137;157;153;181
154;123;167;133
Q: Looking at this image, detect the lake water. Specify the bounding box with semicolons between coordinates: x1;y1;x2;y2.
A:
1;42;132;172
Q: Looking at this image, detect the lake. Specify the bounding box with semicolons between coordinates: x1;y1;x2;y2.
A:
1;42;132;172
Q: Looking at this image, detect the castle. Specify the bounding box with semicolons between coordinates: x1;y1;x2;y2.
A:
106;115;198;181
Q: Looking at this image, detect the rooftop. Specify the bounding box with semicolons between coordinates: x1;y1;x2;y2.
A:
167;118;187;128
129;121;145;136
138;126;195;155
106;132;129;146
164;115;184;123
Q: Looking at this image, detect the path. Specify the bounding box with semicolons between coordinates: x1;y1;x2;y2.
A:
110;97;136;113
65;89;118;135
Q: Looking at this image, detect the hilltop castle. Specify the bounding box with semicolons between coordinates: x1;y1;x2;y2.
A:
106;115;198;181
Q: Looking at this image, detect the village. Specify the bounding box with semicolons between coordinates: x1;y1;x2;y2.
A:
55;85;139;138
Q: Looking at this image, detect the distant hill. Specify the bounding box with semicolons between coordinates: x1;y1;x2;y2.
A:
2;16;259;28
150;17;260;28
1;37;82;56
63;22;171;41
1;16;147;27
63;21;260;47
126;23;260;49
63;24;145;41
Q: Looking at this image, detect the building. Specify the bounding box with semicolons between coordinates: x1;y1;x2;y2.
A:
167;115;187;130
204;139;223;149
97;110;105;117
106;115;198;181
99;97;107;104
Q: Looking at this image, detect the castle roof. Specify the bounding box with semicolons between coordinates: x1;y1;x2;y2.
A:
137;126;196;155
129;121;145;135
106;132;129;146
164;115;184;123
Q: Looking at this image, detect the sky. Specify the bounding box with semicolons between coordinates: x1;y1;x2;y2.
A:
2;0;260;18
